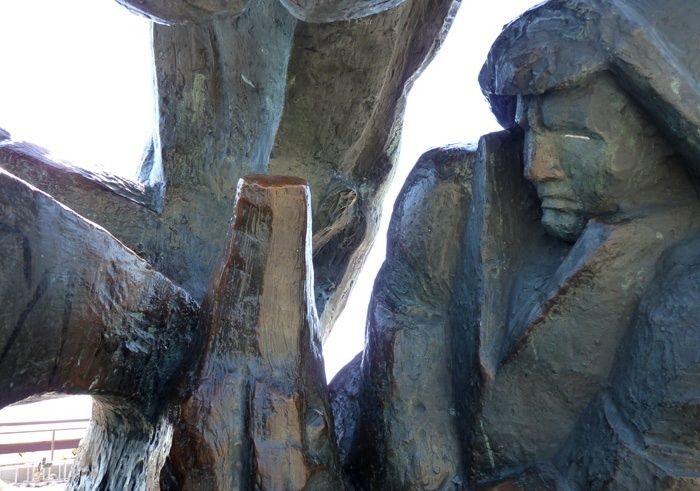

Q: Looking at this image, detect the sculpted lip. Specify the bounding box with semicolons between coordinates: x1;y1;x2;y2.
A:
540;196;581;212
534;182;579;209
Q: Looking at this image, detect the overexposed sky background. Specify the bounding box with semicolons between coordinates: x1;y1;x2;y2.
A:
0;0;544;432
0;0;154;176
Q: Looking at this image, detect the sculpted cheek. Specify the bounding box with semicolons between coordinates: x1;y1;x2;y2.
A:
556;136;610;212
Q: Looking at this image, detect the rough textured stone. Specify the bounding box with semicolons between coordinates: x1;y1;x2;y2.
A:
455;75;700;485
0;0;459;487
346;29;700;485
471;4;700;487
341;1;698;489
165;176;343;490
0;168;198;410
480;0;700;178
342;131;565;490
5;0;700;489
354;145;475;490
70;403;175;491
450;130;569;485
475;466;563;491
556;235;700;489
328;352;362;475
0;0;458;340
0;0;297;305
272;0;459;336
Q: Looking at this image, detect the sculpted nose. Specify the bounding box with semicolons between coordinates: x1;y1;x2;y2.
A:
524;132;564;182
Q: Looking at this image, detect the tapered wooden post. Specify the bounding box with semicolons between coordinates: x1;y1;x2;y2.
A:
166;175;343;490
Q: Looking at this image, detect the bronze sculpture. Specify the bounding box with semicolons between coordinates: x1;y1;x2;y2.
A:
348;1;700;489
2;0;700;489
0;0;457;488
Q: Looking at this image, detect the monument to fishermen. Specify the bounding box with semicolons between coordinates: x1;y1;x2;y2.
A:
1;0;699;490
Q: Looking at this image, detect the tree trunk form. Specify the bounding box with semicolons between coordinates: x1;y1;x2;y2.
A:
0;0;461;487
272;0;459;335
0;0;458;338
0;168;198;411
0;169;199;490
166;176;343;490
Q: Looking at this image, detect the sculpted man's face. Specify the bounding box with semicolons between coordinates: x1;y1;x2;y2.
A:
517;74;670;242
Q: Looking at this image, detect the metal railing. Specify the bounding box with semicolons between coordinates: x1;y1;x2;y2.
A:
0;418;90;486
0;418;89;459
0;459;75;485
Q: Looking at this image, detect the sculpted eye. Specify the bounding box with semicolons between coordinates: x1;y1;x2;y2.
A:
564;134;591;141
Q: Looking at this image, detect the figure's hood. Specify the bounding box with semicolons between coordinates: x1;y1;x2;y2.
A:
479;0;700;177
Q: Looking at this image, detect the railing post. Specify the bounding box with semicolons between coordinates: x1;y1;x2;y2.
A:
50;430;56;461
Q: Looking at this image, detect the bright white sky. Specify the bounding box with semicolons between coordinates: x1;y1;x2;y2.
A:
0;0;543;431
0;0;154;177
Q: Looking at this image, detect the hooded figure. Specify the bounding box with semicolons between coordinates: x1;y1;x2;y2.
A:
467;1;700;488
481;0;700;180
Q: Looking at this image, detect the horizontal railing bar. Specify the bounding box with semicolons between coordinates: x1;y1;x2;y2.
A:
0;418;90;427
0;457;75;468
0;427;87;436
0;439;82;454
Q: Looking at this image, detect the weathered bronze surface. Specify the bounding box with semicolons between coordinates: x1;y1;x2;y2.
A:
2;0;700;490
114;0;251;24
333;2;700;490
0;167;199;409
165;176;341;489
0;0;457;338
0;1;457;487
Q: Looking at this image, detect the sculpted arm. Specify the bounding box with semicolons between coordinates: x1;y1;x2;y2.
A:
557;234;700;487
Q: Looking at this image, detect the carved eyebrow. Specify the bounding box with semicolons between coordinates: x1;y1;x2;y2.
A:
540;113;605;139
517;97;603;141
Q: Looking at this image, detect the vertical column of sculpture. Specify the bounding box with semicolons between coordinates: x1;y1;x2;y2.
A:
354;146;473;490
165;175;342;490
